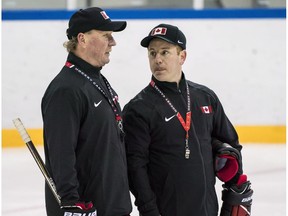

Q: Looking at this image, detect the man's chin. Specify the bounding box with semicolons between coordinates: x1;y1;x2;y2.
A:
102;59;110;66
153;73;167;82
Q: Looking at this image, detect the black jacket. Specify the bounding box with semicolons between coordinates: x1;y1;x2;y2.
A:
123;74;241;216
41;52;132;216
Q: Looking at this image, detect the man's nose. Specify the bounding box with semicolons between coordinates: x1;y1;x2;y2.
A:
109;37;116;46
155;53;162;64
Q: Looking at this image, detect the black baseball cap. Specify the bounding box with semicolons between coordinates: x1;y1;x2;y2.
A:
66;7;127;39
141;24;186;50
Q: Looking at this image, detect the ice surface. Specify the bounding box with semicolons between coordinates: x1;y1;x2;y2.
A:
2;144;286;216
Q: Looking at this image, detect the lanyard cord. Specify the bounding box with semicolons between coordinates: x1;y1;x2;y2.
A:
150;80;191;159
65;61;124;133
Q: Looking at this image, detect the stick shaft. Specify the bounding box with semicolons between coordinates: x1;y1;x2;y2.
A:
13;118;61;205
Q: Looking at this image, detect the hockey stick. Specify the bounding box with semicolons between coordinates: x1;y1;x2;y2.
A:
12;118;61;206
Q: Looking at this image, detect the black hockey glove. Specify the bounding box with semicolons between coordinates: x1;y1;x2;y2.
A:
220;174;253;216
213;142;242;183
61;201;97;216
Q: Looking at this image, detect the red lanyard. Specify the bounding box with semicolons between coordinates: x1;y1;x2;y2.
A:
177;112;191;139
65;61;124;134
150;80;191;159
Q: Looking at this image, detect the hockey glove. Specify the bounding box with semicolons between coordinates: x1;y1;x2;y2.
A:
213;142;242;183
61;201;97;216
220;174;253;216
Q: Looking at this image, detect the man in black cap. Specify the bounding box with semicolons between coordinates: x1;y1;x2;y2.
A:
42;7;132;216
123;24;253;216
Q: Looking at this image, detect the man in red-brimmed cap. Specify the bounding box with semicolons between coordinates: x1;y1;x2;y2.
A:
42;7;132;216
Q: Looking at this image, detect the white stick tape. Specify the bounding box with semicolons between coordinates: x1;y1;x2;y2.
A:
12;118;31;143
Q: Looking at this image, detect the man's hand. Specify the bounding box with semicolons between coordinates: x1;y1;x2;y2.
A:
220;174;253;216
61;201;97;216
213;142;242;183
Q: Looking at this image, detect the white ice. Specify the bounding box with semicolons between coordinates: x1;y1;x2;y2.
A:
2;144;286;216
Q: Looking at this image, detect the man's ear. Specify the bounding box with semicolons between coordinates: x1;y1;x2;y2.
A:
180;50;187;65
77;33;86;47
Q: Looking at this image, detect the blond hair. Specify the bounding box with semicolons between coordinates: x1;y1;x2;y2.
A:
63;36;78;52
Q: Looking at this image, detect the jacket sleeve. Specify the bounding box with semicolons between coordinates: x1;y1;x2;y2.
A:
210;91;244;176
42;86;84;203
210;92;242;152
123;103;160;216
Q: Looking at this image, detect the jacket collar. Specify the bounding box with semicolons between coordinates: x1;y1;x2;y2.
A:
67;52;102;79
152;72;187;93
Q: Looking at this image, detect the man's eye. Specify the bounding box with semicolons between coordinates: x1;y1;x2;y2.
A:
162;50;168;55
104;34;112;40
149;52;156;57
